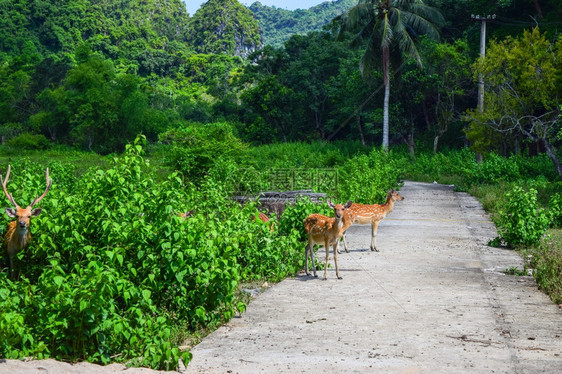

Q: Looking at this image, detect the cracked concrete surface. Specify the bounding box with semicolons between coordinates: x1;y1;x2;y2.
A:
185;181;562;373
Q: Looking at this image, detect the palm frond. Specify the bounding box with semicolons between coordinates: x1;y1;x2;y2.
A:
345;3;376;30
402;11;441;41
381;13;393;51
409;3;445;26
337;2;376;41
359;38;380;78
393;9;422;66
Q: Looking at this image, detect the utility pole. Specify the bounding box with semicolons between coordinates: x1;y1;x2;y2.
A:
471;14;496;112
471;14;495;163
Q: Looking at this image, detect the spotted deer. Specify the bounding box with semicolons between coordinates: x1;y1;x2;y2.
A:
1;165;52;278
303;199;353;279
340;189;404;253
176;210;194;219
251;211;275;232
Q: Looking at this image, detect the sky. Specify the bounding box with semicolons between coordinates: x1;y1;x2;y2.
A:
184;1;333;16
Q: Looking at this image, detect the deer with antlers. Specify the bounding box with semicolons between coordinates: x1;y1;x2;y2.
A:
340;189;404;253
1;165;52;278
304;199;353;280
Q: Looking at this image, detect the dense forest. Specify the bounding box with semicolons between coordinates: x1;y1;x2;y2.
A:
0;0;562;370
249;0;358;47
0;0;560;160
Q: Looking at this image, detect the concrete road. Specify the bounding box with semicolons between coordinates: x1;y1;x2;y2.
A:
2;181;561;374
186;181;562;373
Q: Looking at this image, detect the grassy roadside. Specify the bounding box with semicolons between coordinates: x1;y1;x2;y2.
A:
469;183;562;304
530;229;562;304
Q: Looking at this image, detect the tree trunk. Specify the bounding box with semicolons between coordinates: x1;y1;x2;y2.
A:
382;46;390;150
356;115;366;146
533;0;544;18
433;135;440;154
406;131;415;159
543;139;562;180
314;112;324;139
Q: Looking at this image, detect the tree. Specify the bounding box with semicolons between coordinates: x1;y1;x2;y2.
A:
188;0;262;58
465;28;562;179
420;38;473;153
337;0;444;149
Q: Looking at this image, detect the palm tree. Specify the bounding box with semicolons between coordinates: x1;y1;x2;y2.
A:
338;0;444;149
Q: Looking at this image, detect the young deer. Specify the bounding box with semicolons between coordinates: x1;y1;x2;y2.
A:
341;189;404;253
304;199;353;280
176;210;194;219
251;211;275;232
1;165;52;278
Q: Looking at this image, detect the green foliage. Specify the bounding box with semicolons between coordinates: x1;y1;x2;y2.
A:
497;186;551;247
159;122;248;183
548;193;562;228
250;0;357;48
337;148;405;203
188;0;261;56
405;149;558;189
1;136;333;368
5;133;52;150
280;197;328;237
503;266;528;276
530;229;562;304
465;28;561;175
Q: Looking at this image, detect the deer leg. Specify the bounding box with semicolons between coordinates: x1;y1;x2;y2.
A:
323;241;330;280
371;221;380;252
333;242;342;279
304;244;310;275
309;243;317;277
338;231;349;254
305;241;317;277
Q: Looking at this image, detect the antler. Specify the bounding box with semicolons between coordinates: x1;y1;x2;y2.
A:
30;168;52;208
1;165;19;208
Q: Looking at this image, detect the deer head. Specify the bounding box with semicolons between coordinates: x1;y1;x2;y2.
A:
327;199;353;221
1;165;52;234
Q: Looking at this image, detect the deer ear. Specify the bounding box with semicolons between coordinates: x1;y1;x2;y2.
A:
5;208;16;218
31;208;42;217
327;199;335;208
345;201;353;208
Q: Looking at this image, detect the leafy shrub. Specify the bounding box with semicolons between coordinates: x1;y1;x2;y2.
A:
530;230;562;304
278;196;332;241
548;193;562;228
337;148;404;203
159;122;247;182
497;185;551;247
0;135;320;368
5;133;52;150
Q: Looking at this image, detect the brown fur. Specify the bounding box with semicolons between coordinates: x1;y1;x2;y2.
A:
1;165;51;278
340;189;404;252
303;200;352;279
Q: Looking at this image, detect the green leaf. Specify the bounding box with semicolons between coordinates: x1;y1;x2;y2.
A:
142;289;151;302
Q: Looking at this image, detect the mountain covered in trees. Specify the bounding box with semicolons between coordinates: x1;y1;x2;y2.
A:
248;0;357;48
189;0;262;57
0;0;560;166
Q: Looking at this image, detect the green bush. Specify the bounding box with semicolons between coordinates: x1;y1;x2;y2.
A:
531;230;562;304
548;193;562;228
497;185;551;247
337;148;405;203
5;133;52;150
0;135;319;368
159;122;247;183
278;196;332;241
